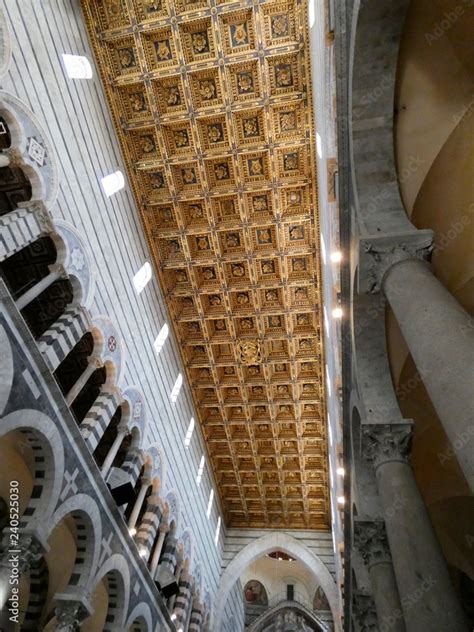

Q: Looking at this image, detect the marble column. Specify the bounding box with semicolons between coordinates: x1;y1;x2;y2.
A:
354;519;405;632
382;258;474;490
65;357;102;406
128;477;151;530
363;422;468;631
100;426;128;476
150;518;169;576
16;264;65;311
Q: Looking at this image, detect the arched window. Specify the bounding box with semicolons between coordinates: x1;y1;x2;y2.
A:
101;170;125;197
133;262;152;294
62;54;93;79
184;417;195;448
170;373;182;403
153;323;169;354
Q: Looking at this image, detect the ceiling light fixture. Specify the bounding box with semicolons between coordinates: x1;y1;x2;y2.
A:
330;251;342;263
332;307;343;319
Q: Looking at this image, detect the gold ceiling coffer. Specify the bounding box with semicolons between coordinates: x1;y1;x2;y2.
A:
237;339;262;365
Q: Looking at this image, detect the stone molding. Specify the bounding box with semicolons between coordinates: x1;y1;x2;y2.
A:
358;231;433;294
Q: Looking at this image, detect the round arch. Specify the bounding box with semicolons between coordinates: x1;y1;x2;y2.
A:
0;409;65;530
214;533;339;631
49;492;102;591
90;553;131;632
53;219;96;309
124;602;153;632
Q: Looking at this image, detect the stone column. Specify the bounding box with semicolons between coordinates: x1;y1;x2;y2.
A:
150;518;169;576
363;422;468;631
80;387;121;452
352;592;378;631
360;234;474;491
65;357;102;406
100;426;129;476
128;477;150;530
16;264;66;311
0;202;52;262
354;519;405;632
382;258;474;490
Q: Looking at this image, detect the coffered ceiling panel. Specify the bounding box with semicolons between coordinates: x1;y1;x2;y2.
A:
83;0;329;529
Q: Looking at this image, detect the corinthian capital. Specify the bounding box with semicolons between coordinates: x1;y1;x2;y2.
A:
353;592;378;631
362;422;413;471
354;519;392;568
358;231;433;293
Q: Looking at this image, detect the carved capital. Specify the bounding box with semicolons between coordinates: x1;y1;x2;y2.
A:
55;599;92;631
362;422;413;472
29;201;53;232
354;519;392;568
358;231;433;294
353;592;378;631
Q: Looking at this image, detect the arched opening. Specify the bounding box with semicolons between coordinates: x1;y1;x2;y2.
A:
0;124;32;216
93;404;123;469
82;568;126;632
0;234;74;338
70;364;107;424
215;533;338;630
41;503;98;631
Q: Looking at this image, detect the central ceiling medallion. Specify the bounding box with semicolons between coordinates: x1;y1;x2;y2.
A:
237;339;262;365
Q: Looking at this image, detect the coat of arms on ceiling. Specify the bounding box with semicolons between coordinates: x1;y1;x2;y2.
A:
237;339;262;365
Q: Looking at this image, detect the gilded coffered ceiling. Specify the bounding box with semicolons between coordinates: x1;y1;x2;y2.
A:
82;0;329;529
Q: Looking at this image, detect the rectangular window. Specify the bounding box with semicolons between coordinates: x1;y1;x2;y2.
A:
196;455;205;485
184;417;195;448
206;489;214;518
214;516;221;545
287;584;294;601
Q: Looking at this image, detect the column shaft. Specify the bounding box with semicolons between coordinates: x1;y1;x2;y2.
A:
65;359;98;406
150;526;168;576
100;429;127;476
16;269;60;311
383;259;474;489
128;481;149;530
376;459;467;631
38;306;90;372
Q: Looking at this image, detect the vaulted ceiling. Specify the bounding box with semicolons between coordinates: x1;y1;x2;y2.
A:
82;0;329;529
